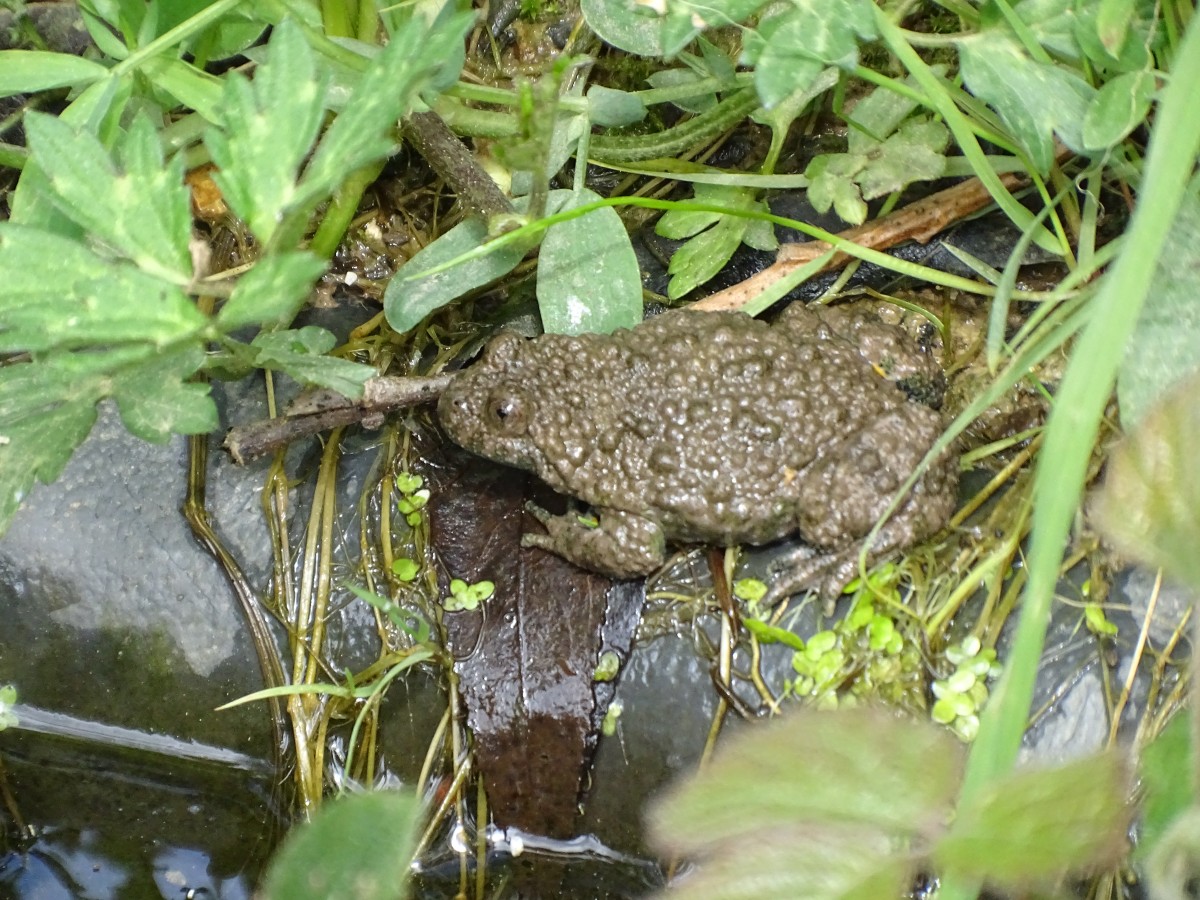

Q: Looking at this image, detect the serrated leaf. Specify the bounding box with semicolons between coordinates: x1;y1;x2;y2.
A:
1117;192;1200;426
0;360;103;537
807;153;868;224
384;218;529;335
649;710;963;854
299;9;473;207
0;224;205;353
23;112;192;282
111;346;216;441
957;30;1094;172
260;791;422;900
856;119;948;199
0;51;109;94
218;252;327;329
935;752;1130;886
252;327;373;397
537;188;642;334
1082;69;1155;150
205;20;329;245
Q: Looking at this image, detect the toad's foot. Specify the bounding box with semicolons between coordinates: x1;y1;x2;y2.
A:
522;503;666;579
761;544;862;615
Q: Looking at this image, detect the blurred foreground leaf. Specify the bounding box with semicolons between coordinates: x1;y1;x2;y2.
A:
1094;370;1200;590
261;790;422;900
935;751;1130;885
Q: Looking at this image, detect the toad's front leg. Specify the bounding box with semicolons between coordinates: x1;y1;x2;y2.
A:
522;504;666;579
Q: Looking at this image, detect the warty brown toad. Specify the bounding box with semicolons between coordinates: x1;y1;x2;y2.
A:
437;303;957;600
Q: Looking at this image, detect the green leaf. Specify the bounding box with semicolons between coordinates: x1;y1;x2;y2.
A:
1094;370;1200;591
587;85;648;126
579;0;663;56
649;710;963;854
957;30;1095;172
251;327;374;397
299;9;473;208
384;217;528;335
0;359;103;536
854;119;948;199
218;252;328;329
1117;191;1200;426
1082;69;1155;151
753;0;875;109
142;56;226;124
666;214;746;298
260;791;422;900
24;112;192;282
205;19;329;245
0;224;205;353
111;346;216;441
537;189;642;334
935;752;1130;886
1139;715;1196;859
0;51;109;94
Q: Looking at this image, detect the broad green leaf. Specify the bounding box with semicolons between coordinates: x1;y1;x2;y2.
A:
1095;371;1200;591
0;225;205;352
1075;0;1153;72
384;218;529;335
0;361;102;537
1011;0;1080;59
24;112;192;282
205;19;329;244
260;791;422;900
648;710;963;853
935;752;1129;885
112;346;216;441
1117;191;1200;426
957;30;1094;172
0;51;109;94
587;85;648;126
299;9;474;209
579;0;663;56
806;153;868;224
1082;69;1155;151
537;188;642;334
1138;715;1195;858
651;830;913;900
218;252;327;329
251;327;374;397
753;0;874;109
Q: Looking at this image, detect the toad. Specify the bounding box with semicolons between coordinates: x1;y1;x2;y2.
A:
437;303;957;601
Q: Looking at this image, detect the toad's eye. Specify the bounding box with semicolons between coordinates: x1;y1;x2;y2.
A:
487;390;530;435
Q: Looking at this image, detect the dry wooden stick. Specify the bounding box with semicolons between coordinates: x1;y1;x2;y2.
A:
692;169;1039;312
224;374;454;464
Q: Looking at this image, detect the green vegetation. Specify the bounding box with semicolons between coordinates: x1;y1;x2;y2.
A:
2;0;1199;894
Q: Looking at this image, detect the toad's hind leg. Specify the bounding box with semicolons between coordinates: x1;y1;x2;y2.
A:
765;407;957;608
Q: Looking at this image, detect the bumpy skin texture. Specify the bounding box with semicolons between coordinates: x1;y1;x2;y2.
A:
437;304;957;595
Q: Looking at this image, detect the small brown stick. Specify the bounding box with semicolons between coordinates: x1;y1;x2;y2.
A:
224;373;454;464
692;169;1039;312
